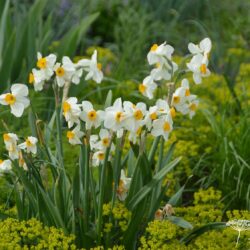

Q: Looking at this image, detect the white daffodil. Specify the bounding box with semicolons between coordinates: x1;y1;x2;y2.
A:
3;133;19;160
123;101;147;133
147;42;175;65
29;69;45;92
151;115;173;141
80;101;104;130
187;96;199;119
95;129;115;151
63;97;81;128
18;136;38;154
92;150;106;167
139;75;157;99
0;84;30;117
188;37;212;56
150;60;178;81
36;52;56;80
77;50;103;84
62;56;83;85
187;53;210;84
156;99;170;115
66;125;84;145
0;159;12;173
54;56;79;87
144;105;159;130
117;169;131;201
171;79;190;114
104;98;125;137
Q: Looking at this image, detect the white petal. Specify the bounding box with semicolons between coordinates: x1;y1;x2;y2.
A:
11;84;29;96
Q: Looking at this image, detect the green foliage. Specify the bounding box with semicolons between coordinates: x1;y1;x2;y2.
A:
0;217;76;249
139;188;250;249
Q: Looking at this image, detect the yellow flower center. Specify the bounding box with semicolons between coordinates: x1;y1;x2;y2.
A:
29;73;34;84
63;102;71;114
173;96;180;104
98;152;105;160
134;110;143;120
185;89;190;96
189;103;197;111
102;138;109;147
150;44;158;52
37;57;47;69
156;62;161;68
170;107;176;118
3;134;10;142
0;159;3;164
150;112;157;120
97;63;102;70
67;131;75;140
5;94;16;105
163;122;171;132
115;112;123;122
87;110;97;121
56;67;65;77
200;64;207;74
139;84;146;94
25;139;33;147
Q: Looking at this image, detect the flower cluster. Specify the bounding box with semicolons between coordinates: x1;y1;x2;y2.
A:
0;132;38;172
29;50;103;91
138;38;212;121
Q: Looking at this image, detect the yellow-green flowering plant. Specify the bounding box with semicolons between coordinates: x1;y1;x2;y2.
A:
0;38;214;249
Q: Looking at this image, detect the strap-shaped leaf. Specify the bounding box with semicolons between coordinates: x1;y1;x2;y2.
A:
127;157;181;210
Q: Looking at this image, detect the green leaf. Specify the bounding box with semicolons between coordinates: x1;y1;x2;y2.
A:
56;13;99;57
0;0;10;68
127;157;181;210
167;216;193;229
180;222;226;244
168;185;185;206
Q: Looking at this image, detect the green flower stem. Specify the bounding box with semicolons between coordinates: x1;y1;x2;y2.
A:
97;136;113;244
83;137;90;233
53;84;64;169
89;159;98;222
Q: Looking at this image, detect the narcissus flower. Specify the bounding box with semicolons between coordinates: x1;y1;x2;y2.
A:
29;69;45;92
123;101;147;133
0;84;30;117
36;52;56;80
94;129;115;151
66;126;84;145
92;150;106;167
18;136;38;154
104;98;125;137
63;97;81;128
187;96;199;119
150;59;178;81
117;169;131;201
139;75;157;99
188;37;212;56
80;101;104;130
147;42;175;65
151;115;173;141
0;159;12;173
3;133;19;160
187;53;210;84
77;50;103;84
54;57;82;87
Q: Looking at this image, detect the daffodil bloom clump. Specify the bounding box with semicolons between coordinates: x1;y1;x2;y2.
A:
0;38;218;249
